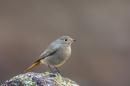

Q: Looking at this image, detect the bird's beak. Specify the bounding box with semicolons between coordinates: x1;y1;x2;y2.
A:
73;39;76;41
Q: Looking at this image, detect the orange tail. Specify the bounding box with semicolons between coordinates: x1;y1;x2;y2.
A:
24;61;41;72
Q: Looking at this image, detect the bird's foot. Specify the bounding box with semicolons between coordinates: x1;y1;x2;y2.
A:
50;71;64;77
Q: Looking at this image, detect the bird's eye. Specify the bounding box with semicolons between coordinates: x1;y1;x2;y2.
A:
64;39;67;41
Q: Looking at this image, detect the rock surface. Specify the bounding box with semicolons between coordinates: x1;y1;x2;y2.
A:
1;72;79;86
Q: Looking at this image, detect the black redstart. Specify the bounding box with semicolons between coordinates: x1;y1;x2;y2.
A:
24;36;76;73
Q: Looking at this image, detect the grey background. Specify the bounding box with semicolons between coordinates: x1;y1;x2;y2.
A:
0;1;130;86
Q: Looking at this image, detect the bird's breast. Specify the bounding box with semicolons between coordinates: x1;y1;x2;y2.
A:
43;46;71;67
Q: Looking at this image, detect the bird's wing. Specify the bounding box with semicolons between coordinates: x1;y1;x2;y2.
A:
24;44;59;72
36;45;59;62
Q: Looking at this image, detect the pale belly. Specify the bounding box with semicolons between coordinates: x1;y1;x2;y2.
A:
41;47;71;67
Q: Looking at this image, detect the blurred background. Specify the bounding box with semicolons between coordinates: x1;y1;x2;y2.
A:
0;1;130;86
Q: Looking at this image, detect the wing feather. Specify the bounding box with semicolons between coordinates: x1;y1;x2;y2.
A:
36;45;59;62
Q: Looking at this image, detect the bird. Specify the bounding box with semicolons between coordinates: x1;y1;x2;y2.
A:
24;36;76;74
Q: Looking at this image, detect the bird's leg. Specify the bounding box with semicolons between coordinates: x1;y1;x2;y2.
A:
48;65;54;73
54;66;64;77
54;67;60;73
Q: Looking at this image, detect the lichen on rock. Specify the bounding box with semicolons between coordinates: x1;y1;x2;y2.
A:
1;72;79;86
